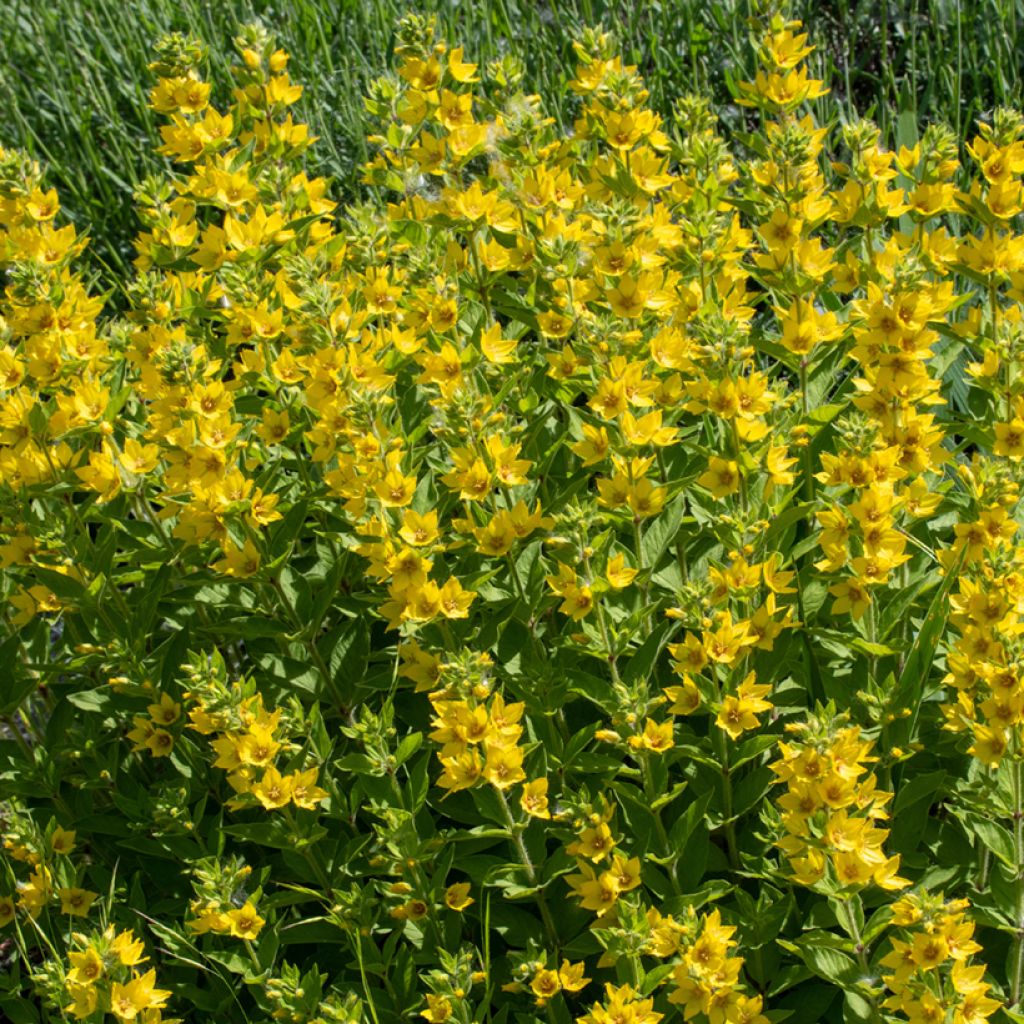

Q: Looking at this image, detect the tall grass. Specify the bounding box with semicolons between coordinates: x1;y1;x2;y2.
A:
1;0;1021;288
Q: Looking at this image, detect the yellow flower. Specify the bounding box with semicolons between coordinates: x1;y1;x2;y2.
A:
147;692;181;725
444;882;474;911
829;577;872;620
50;826;76;855
437;750;483;792
632;718;673;752
421;995;452;1023
479;322;517;363
109;969;171;1021
144;729;174;758
703;612;756;664
568;822;615;862
188;905;231;935
290;767;329;810
697;457;741;499
558;958;591;993
483;743;525;789
226;901;265;940
664;677;701;716
212;539;261;578
392;898;429;920
65;982;98;1021
968;723;1008;767
531;968;561;1001
67;946;104;986
104;928;145;967
75;448;121;503
520;778;551;819
715;674;773;740
252;765;295;809
59;888;98;917
537;309;573;338
605;552;638;589
566;861;620;916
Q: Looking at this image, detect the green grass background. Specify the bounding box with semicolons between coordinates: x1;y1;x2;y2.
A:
1;0;1021;287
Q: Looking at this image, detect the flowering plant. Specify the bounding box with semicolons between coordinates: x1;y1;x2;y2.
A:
0;8;1021;1024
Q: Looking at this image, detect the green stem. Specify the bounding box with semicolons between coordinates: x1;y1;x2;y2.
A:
506;551;545;662
495;787;559;950
353;928;382;1024
730;418;748;514
282;805;332;893
865;593;878;682
583;551;623;692
837;896;882;1022
712;721;740;869
2;716;34;761
243;937;263;973
1012;757;1024;1007
266;574;345;712
675;538;689;584
639;750;672;867
132;491;176;559
798;360;816;506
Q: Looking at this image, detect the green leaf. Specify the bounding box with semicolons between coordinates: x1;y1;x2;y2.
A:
0;997;39;1024
222;821;328;851
623;618;674;685
320;617;370;701
843;990;876;1024
959;813;1015;867
640;492;686;569
255;653;320;697
65;688;115;712
394;731;423;766
889;548;962;743
778;933;859;988
0;649;37;715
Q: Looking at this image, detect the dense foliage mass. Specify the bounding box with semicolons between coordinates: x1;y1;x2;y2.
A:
2;8;1024;1024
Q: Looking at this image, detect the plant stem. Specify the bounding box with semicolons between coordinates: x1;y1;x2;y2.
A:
837;896;882;1022
712;722;739;869
2;716;35;761
495;786;559;950
282;805;332;892
585;552;625;693
639;750;673;868
1012;756;1024;1007
353;927;382;1024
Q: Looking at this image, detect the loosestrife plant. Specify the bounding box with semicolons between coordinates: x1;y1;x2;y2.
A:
0;7;1022;1024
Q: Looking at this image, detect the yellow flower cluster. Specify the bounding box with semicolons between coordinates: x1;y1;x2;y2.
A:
0;820;98;924
566;839;642;918
940;464;1024;767
771;720;908;891
64;925;170;1023
126;691;181;758
577;982;662;1024
500;954;590;1006
667;910;768;1024
189;688;327;811
880;893;1000;1023
429;690;526;792
185;856;266;942
188;898;266;940
526;959;590;1005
